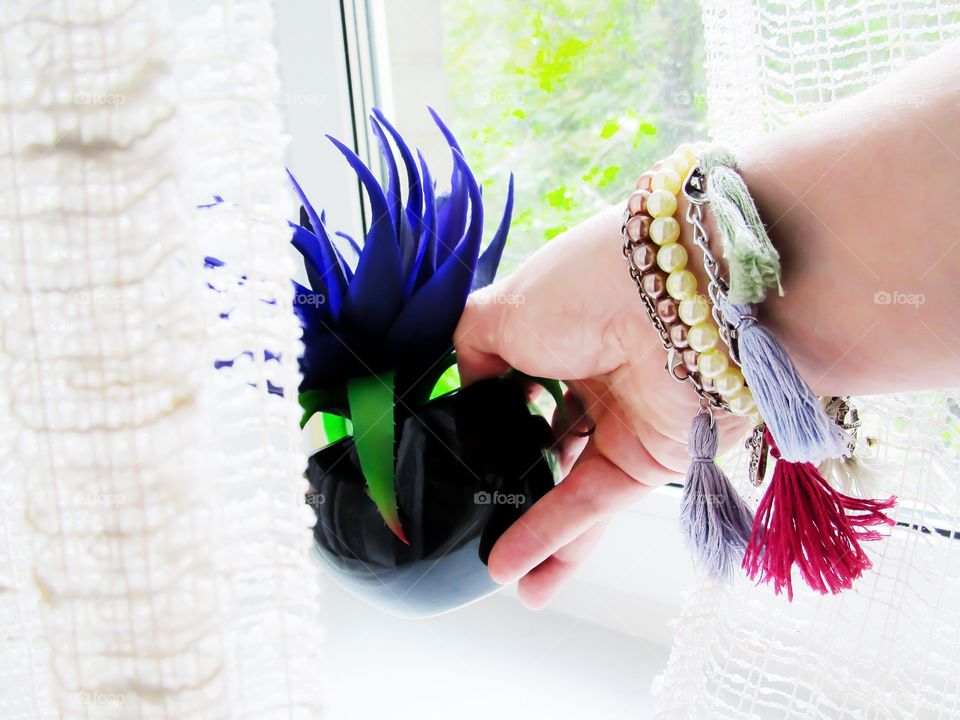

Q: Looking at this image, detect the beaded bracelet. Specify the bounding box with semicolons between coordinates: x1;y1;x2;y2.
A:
623;145;897;597
622;145;757;421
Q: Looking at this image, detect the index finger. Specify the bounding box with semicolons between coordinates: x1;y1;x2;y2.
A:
487;436;669;585
454;290;511;385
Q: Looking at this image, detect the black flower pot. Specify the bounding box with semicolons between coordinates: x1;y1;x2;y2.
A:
307;376;558;618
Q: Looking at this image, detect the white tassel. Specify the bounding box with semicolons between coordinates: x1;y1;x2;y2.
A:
819;452;896;499
817;397;896;498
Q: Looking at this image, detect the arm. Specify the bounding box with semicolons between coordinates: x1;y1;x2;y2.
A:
741;39;960;395
454;40;960;609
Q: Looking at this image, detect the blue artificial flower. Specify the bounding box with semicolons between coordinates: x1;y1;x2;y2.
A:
289;107;514;393
290;109;515;540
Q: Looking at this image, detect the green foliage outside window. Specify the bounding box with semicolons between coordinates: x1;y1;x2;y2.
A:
441;0;707;270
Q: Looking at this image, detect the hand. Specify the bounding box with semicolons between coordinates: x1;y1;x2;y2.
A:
454;41;960;609
454;202;748;609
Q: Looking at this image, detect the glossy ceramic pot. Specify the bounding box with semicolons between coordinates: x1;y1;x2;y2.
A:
306;376;557;617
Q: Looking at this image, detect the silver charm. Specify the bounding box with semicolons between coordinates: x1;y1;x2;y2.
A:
823;396;867;456
746;423;769;487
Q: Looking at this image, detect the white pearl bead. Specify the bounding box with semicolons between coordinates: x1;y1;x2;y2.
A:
651;168;682;195
675;143;697;164
650;217;680;245
687;322;719;352
713;368;744;396
656;243;688;273
678;295;710;326
727;387;756;416
646;189;677;218
697;349;729;379
666;269;698;300
662;153;692;179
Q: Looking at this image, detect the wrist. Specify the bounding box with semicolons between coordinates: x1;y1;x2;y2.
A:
732;145;891;395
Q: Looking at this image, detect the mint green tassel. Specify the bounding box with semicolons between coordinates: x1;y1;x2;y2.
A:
699;147;782;304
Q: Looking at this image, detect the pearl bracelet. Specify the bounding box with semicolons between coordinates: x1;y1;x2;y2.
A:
622;144;758;421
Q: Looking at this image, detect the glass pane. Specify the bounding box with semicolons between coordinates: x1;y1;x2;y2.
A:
379;0;706;273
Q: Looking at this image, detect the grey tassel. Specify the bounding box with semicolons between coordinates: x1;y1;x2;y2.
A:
679;413;755;582
717;295;850;464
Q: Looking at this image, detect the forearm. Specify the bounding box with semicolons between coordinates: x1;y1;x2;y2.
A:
734;40;960;396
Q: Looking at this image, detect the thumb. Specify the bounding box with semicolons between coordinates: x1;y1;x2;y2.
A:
454;285;512;386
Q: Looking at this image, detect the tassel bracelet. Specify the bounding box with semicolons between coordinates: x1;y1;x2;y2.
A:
622;145;896;598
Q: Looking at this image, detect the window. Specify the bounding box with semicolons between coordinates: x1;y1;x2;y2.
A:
275;0;702;639
372;0;708;272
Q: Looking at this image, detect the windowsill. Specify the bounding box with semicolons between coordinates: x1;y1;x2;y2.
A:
321;573;670;720
514;484;694;647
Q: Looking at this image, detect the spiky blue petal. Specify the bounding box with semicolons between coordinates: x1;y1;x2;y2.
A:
289;110;513;392
427;106;464;154
372;108;423;277
327;135;405;340
436;170;467;268
432;108;469;267
299;207;356;274
408;151;438;297
292;279;333;327
474;173;514;290
289;222;345;313
387;150;483;364
287;170;348;315
332;232;360;278
369;115;402;237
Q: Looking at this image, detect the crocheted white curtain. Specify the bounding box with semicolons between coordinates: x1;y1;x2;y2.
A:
0;1;322;717
655;3;960;718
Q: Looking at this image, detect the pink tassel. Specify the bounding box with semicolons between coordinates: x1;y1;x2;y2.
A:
743;430;896;600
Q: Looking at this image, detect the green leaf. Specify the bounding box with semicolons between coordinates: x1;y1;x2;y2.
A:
404;352;458;408
536;378;567;423
347;371;407;543
544;186;574;212
599;119;620;139
320;413;350;445
429;364;461;399
299;386;348;429
597;164;622;189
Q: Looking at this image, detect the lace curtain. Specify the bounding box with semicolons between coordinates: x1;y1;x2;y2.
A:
654;2;960;718
0;1;322;717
